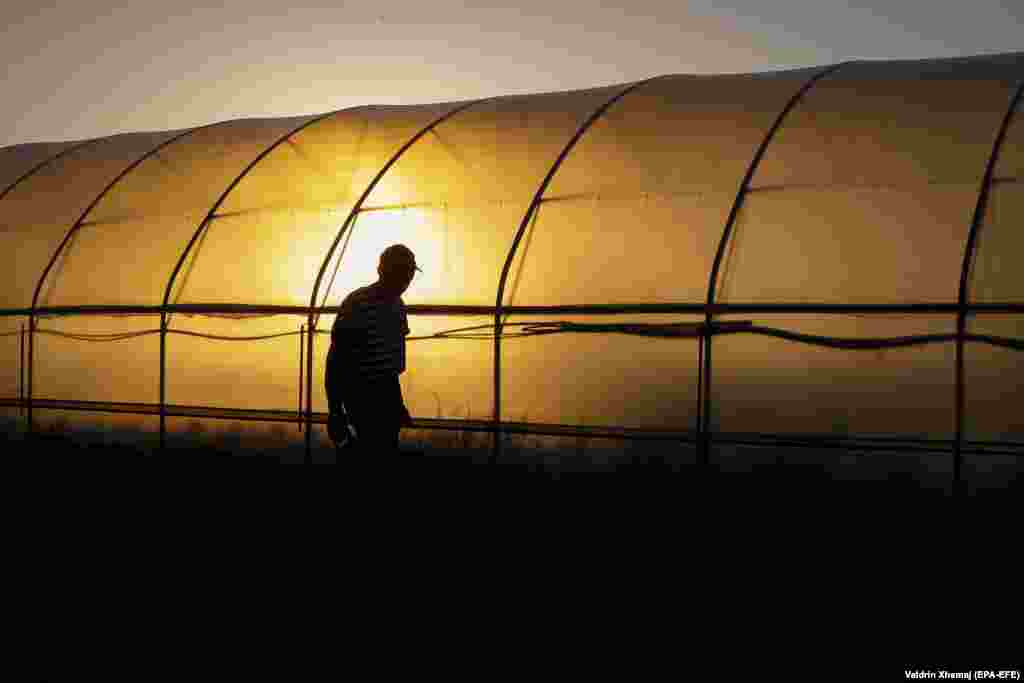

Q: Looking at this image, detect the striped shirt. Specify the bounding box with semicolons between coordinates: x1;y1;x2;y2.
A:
329;283;410;381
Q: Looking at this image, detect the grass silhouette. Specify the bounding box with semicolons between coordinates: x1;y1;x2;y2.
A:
1;409;1019;495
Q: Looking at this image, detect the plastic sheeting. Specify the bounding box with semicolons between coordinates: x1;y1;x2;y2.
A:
3;54;1019;311
0;140;84;195
710;314;957;439
0;131;183;310
0;51;1021;459
532;68;825;305
965;314;1024;442
971;97;1022;303
726;57;1020;304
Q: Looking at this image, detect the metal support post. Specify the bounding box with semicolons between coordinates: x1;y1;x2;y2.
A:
27;314;35;437
19;323;25;418
702;62;849;468
954;81;1023;496
298;323;305;432
159;312;168;451
305;314;314;463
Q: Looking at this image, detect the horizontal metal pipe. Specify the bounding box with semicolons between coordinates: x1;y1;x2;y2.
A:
3;396;1019;456
5;302;1024;317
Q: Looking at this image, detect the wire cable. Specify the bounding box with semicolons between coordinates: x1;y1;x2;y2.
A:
25;320;1023;350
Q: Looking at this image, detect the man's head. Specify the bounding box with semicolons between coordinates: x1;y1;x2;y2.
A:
377;244;421;295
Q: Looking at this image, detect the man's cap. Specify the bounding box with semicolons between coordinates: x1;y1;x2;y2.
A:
379;244;422;273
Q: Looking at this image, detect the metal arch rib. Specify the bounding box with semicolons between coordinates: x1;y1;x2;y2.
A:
957;82;1023;312
31;125;228;312
704;61;851;310
698;61;852;463
155;106;360;449
306;99;486;329
161;107;358;310
24;126;221;440
11;137;97;430
954;79;1024;491
491;76;670;461
0;138;101;206
303;98;487;460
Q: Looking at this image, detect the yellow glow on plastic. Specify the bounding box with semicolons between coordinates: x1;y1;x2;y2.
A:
324;206;446;303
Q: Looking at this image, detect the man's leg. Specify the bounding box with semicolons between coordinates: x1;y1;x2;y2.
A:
377;377;403;457
347;378;400;457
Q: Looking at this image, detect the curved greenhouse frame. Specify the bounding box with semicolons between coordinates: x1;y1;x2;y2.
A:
1;52;1021;485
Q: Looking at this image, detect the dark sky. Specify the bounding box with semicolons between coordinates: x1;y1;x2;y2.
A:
3;0;1022;147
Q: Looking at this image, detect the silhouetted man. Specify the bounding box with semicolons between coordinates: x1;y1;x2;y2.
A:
325;244;419;457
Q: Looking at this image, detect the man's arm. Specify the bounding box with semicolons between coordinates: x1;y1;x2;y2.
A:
326;300;360;415
324;342;345;416
397;300;412;426
325;325;361;445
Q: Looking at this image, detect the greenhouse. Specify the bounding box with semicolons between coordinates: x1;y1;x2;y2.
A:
0;51;1021;486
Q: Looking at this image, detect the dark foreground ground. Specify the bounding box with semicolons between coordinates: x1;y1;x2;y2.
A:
6;426;1019;498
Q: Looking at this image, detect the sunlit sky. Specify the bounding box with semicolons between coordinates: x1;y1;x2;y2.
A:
2;0;1022;148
